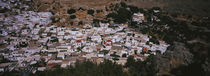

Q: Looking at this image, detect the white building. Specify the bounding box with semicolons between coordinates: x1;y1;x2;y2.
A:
57;52;65;59
38;67;46;71
133;13;145;23
82;47;93;53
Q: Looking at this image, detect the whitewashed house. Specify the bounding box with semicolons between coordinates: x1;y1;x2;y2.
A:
38;67;46;71
82;47;93;53
132;13;145;23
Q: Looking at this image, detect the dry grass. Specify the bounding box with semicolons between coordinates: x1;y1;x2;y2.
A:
64;0;114;9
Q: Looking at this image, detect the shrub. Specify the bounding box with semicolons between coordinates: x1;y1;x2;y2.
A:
122;53;127;57
128;5;139;13
19;42;28;47
67;9;76;14
114;8;132;23
78;21;83;25
70;22;73;25
107;13;117;18
70;15;76;19
87;9;94;15
120;2;127;8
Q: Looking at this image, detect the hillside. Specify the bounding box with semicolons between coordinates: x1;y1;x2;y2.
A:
125;0;210;17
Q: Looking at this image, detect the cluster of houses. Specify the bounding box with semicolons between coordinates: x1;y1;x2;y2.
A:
0;2;169;73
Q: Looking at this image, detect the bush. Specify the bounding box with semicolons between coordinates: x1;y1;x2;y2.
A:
96;10;103;13
149;37;160;45
96;10;100;13
101;20;109;23
141;28;149;34
92;19;100;27
139;8;145;13
120;2;127;8
101;50;109;55
130;21;138;27
50;37;58;43
171;13;178;18
70;15;76;19
51;17;56;23
122;53;127;57
0;8;9;13
19;42;28;47
112;8;132;24
125;56;135;67
93;19;99;23
107;13;117;18
78;7;85;11
67;9;76;14
87;9;94;15
128;5;139;13
70;22;73;25
78;21;83;25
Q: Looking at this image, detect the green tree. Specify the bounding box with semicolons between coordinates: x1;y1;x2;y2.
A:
122;53;127;57
120;2;127;8
134;50;137;54
128;5;139;13
125;56;135;67
87;9;94;15
70;15;76;19
67;9;76;14
114;8;132;24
